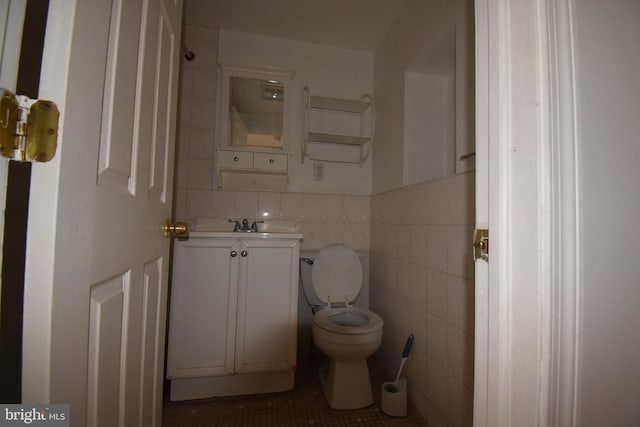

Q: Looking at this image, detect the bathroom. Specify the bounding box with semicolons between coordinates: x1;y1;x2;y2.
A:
170;0;474;425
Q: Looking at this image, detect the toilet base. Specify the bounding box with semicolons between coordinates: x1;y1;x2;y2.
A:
318;358;374;410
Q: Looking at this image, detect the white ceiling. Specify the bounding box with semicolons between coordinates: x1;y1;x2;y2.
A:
183;0;408;51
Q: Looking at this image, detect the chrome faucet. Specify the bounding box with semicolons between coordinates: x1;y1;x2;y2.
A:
228;218;264;232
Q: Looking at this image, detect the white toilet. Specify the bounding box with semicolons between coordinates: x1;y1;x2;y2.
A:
301;244;384;410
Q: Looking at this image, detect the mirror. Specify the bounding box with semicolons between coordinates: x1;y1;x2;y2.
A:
219;66;293;151
229;77;283;148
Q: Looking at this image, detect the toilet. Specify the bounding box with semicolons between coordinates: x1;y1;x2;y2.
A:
301;244;384;410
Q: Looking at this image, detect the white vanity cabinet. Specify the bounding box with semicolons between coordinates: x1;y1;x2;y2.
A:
166;232;302;401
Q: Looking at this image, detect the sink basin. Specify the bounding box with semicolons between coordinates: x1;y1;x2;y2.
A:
255;220;298;233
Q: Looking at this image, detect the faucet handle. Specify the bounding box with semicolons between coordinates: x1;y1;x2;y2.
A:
228;219;241;231
250;220;264;232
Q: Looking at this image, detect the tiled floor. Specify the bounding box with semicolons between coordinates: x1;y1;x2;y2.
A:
163;355;428;426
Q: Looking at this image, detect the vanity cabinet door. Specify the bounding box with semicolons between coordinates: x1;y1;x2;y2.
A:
234;238;300;374
166;238;240;379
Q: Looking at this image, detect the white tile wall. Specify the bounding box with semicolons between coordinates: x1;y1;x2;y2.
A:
257;192;281;219
235;191;258;219
280;193;302;220
370;172;475;427
178;186;371;252
210;190;236;219
427;269;448;320
301;194;325;223
174;25;218;219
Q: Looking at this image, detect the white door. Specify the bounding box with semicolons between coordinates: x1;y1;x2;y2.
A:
22;1;182;426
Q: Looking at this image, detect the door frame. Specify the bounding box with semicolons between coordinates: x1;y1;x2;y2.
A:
0;0;27;291
474;0;581;425
21;0;74;401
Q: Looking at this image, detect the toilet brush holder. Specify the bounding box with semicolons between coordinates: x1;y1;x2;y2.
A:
381;378;407;417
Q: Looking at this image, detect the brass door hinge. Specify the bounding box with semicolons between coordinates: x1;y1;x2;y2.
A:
473;228;489;262
0;88;59;162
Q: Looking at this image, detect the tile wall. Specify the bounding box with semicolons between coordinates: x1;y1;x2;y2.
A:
370;172;475;427
180;189;371;252
173;25;219;220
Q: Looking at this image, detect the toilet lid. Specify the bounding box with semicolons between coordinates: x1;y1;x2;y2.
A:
311;244;362;304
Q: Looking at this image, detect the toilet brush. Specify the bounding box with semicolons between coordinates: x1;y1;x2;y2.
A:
388;334;414;392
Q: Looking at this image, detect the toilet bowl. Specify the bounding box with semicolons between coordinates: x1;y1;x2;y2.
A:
301;244;384;410
312;306;383;409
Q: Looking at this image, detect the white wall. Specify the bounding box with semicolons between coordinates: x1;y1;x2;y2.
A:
454;0;475;174
574;1;640;425
218;30;373;195
403;71;454;185
372;0;472;193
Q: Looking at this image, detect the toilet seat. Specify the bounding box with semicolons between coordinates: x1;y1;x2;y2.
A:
311;244;362;306
313;307;383;335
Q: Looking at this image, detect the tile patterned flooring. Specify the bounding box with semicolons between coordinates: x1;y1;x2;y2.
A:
163;355;428;426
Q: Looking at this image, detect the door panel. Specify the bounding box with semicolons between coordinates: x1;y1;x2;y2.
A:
22;0;183;425
98;0;143;189
149;6;175;202
87;274;127;427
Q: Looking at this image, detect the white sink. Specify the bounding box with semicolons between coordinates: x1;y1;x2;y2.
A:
255;220;298;233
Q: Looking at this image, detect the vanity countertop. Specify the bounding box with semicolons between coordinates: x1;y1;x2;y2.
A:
188;231;303;240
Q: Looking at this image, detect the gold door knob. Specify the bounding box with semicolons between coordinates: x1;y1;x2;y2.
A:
162;220;188;238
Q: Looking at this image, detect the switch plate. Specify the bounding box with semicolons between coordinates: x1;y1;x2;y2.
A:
313;162;324;181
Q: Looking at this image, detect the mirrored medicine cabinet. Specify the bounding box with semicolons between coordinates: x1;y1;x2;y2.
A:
216;65;294;191
218;65;293;151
